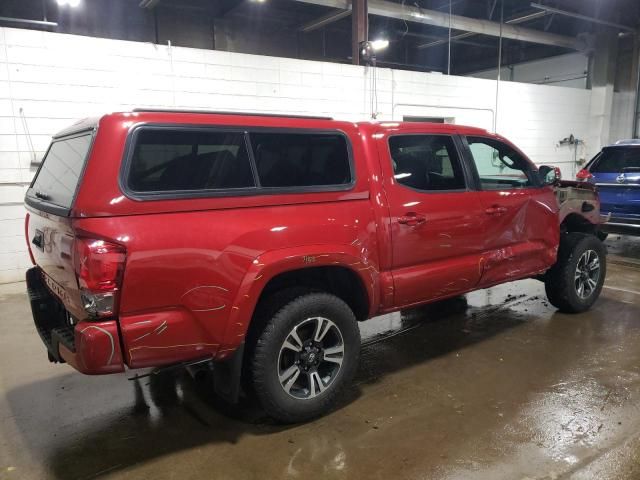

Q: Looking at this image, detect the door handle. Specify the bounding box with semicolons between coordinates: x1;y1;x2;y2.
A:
397;213;427;226
485;205;508;216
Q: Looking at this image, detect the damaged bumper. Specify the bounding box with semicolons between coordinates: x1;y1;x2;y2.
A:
26;267;125;375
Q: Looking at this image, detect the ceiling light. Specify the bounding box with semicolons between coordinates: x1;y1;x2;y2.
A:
370;39;389;51
57;0;81;6
411;12;431;20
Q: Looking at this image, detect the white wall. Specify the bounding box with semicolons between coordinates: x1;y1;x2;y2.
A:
0;27;600;283
610;90;635;143
470;52;589;89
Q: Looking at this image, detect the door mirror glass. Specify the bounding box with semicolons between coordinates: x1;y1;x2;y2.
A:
538;165;561;185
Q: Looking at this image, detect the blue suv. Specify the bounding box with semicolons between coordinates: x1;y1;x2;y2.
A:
578;139;640;232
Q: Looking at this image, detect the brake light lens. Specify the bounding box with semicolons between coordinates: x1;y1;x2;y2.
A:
576;168;593;181
73;238;126;318
25;213;35;265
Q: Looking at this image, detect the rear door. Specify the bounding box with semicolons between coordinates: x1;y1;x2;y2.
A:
25;130;95;318
462;135;559;286
379;132;486;307
590;147;640;220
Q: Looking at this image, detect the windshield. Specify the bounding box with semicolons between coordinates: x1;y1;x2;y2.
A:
591;147;640;173
28;133;93;211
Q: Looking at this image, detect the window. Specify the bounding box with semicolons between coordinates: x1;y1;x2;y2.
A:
127;129;255;192
591;148;640;173
250;133;351;188
388;135;466;191
29;134;93;209
466;136;534;190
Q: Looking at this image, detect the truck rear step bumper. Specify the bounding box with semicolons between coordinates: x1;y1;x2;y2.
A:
26;267;125;375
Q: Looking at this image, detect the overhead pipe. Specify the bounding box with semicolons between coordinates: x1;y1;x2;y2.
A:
417;11;550;51
139;0;161;9
530;3;636;33
293;0;585;50
0;16;58;27
299;8;352;32
398;30;498;50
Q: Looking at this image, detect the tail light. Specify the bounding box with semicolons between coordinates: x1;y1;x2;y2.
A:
73;238;126;318
576;169;593;181
25;213;36;265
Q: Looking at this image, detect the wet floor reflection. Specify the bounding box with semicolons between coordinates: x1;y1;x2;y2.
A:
605;233;640;262
3;272;640;479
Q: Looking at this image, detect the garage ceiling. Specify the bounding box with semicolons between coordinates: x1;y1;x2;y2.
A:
0;0;639;75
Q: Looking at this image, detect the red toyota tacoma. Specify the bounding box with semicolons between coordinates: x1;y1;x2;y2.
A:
24;110;606;422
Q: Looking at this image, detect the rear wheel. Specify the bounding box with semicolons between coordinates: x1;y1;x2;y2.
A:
544;233;606;313
251;292;360;423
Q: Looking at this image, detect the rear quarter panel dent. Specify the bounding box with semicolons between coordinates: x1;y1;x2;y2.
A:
75;199;378;365
218;244;380;358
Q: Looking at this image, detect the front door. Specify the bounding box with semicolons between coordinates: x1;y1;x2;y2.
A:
379;132;486;307
462;135;559;286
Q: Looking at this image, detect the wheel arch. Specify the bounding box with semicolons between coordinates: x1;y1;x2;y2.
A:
561;212;598;235
216;245;378;360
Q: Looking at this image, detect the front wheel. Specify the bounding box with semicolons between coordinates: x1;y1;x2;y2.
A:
544;233;606;313
250;292;360;423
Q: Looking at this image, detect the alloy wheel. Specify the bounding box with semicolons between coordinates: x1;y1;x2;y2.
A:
574;249;600;299
277;317;345;399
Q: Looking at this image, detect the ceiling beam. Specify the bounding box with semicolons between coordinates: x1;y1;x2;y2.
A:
530;3;636;32
299;8;352;32
291;0;585;50
417;10;550;49
139;0;161;9
397;30;497;49
352;0;368;65
417;31;475;50
0;16;58;27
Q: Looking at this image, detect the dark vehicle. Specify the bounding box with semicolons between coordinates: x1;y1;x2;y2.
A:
577;139;640;233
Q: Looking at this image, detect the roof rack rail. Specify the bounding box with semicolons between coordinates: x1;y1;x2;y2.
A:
132;108;333;121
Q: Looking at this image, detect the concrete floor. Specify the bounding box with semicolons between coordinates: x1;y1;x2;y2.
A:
2;236;640;480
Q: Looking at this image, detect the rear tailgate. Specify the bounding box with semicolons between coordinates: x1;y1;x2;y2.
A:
26;209;84;319
24;131;95;319
595;172;640;217
593;172;626;214
591;147;640;217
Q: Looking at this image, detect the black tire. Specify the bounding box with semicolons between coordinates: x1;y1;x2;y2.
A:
544;233;606;313
242;286;312;397
251;292;360;423
596;230;608;242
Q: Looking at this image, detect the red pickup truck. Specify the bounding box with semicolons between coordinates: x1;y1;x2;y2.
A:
24;110;606;422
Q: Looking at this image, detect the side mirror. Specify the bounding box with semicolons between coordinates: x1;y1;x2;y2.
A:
538;165;561;185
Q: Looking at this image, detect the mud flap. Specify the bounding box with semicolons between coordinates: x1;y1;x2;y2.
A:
213;343;244;404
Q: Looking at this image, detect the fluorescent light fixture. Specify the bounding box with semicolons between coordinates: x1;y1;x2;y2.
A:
411;12;431;20
370;39;389;51
57;0;81;6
